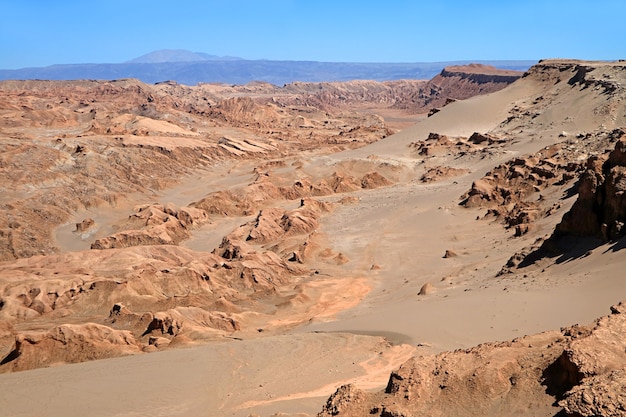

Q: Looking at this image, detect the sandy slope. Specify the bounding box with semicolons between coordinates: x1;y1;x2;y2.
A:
291;63;626;352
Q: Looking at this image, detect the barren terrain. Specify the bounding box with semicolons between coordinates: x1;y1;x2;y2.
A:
1;61;626;417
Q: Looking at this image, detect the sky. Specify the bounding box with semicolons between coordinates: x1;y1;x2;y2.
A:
1;0;624;69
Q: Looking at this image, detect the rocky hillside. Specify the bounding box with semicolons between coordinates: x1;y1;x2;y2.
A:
319;303;626;417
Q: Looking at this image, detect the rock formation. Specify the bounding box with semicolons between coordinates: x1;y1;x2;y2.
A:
556;130;626;241
319;303;626;417
91;203;209;249
393;64;524;113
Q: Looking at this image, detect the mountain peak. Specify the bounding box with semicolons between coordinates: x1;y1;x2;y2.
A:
127;49;241;64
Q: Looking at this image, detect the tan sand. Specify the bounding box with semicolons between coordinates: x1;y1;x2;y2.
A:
0;332;415;417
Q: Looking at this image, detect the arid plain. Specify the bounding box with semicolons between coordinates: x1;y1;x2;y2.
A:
1;60;626;417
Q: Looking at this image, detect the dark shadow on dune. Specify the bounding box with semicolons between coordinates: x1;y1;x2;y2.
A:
518;235;607;269
561;179;580;200
604;236;626;253
552;236;605;264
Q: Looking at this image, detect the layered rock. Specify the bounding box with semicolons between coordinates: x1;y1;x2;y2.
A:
411;131;506;158
393;64;524;113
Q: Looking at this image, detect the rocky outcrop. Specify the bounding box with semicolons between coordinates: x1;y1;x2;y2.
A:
361;172;392;189
525;60;624;96
440;64;522;84
91;203;209;249
225;198;330;245
320;384;369;416
500;129;626;270
411;131;506;158
460;130;624;234
319;331;565;417
556;130;626;241
0;238;311;371
143;307;240;338
74;218;96;232
420;166;469;183
192;170;391;219
560;371;626;417
556;302;626;416
318;303;626;417
460;151;575;210
0;323;142;373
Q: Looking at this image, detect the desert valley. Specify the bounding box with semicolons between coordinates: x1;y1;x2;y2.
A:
1;59;626;417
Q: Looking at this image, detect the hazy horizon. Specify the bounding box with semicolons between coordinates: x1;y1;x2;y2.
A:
1;0;625;70
2;47;538;69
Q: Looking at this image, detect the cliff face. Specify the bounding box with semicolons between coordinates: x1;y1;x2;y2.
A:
555;131;626;241
391;63;524;112
439;66;522;84
524;59;624;95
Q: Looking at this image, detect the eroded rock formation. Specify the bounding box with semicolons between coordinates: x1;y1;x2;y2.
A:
556;130;626;241
319;303;626;417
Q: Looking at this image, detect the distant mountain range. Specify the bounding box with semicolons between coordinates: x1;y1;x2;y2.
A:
126;49;242;63
0;49;536;86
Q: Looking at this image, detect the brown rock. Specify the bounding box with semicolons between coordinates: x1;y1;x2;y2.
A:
420;166;469;183
74;218;95;232
91;202;208;249
319;331;566;416
393;64;522;113
319;384;369;416
0;323;141;373
556;135;626;241
559;370;626;417
418;282;435;295
334;253;349;265
360;172;392;189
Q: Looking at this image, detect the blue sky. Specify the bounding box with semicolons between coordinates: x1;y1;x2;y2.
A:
1;0;624;69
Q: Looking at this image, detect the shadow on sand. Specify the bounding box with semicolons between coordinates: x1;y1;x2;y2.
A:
519;234;626;269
